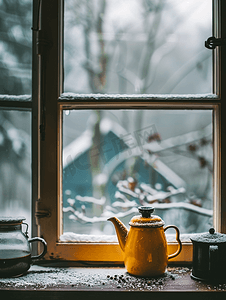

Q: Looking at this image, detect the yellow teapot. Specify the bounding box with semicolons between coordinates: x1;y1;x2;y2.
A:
108;206;182;277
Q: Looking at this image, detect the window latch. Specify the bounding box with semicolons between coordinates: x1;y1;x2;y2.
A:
36;199;51;221
36;210;51;219
205;36;226;50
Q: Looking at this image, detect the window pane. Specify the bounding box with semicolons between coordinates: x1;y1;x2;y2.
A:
0;0;32;95
61;109;213;241
64;0;212;94
0;110;31;234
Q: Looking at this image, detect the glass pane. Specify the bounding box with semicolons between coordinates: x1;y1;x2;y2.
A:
0;110;31;235
61;109;213;241
64;0;212;94
0;0;32;95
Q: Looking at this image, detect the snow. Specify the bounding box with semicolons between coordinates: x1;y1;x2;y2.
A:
59;92;217;102
60;232;117;243
75;195;106;206
112;200;137;208
0;95;31;102
0;265;195;290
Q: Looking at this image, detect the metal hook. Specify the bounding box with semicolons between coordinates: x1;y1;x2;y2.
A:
205;36;226;50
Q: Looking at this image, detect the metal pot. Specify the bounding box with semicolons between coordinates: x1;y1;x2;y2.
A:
0;217;47;277
190;228;226;283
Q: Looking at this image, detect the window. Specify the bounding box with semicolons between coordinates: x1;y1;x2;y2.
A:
61;108;213;239
0;0;32;235
64;0;213;94
1;0;223;264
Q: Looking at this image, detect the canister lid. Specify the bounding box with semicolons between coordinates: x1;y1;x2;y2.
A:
0;217;25;225
190;228;226;244
129;206;165;228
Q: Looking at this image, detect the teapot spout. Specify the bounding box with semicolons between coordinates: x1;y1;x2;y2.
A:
108;217;128;252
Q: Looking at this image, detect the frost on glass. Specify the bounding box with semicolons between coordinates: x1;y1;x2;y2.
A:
0;0;32;95
0;110;31;234
61;109;213;241
64;0;212;94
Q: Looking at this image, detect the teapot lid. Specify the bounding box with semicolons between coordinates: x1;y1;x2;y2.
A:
0;217;25;225
190;228;226;244
129;207;165;228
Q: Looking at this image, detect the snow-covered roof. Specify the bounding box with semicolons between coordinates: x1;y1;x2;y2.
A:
63;129;93;168
63;117;128;168
63;116;186;188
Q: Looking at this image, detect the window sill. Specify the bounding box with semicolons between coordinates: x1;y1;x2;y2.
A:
0;265;226;300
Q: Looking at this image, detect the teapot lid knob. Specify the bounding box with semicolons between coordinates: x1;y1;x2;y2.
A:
138;206;154;218
209;228;215;234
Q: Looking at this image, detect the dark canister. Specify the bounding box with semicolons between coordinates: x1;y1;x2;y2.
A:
0;217;47;277
190;228;226;283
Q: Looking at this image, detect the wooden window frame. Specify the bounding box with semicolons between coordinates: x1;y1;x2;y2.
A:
33;0;226;263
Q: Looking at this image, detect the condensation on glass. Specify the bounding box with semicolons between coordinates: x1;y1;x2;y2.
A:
0;110;31;234
64;0;212;94
0;0;32;95
61;109;213;241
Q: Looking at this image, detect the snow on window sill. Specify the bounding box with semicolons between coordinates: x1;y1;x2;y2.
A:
60;232;196;243
59;92;218;102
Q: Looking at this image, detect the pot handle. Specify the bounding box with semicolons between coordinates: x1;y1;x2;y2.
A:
28;237;47;261
209;245;218;274
164;225;182;260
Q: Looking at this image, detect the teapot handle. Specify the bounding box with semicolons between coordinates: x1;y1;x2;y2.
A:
164;225;182;260
28;237;47;261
